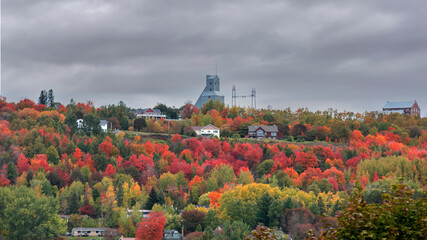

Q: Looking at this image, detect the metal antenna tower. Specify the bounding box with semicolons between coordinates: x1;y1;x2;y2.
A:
232;85;256;109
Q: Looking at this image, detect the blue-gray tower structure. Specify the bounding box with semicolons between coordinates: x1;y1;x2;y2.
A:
195;75;225;109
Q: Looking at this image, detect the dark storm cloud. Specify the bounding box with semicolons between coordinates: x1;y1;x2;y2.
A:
2;0;426;115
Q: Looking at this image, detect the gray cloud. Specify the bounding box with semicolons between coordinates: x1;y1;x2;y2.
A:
2;0;426;116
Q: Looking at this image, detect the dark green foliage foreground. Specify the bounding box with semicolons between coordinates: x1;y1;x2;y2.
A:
307;181;427;240
0;186;66;240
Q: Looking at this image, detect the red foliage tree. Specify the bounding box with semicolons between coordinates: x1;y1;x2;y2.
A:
0;174;11;186
17;154;30;174
271;152;293;172
295;167;323;188
294;151;318;170
171;134;182;143
244;144;263;169
135;212;166;240
30;154;52;172
15;99;35;110
79;202;96;217
104;164;116;177
98;137;119;158
180;102;198;119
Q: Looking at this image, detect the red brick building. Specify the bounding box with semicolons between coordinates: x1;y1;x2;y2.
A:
248;125;282;139
383;100;420;117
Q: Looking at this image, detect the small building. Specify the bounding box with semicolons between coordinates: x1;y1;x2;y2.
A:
77;119;84;129
191;124;220;138
383;100;420;117
195;75;225;109
72;227;106;237
163;229;183;240
134;108;166;119
248;125;281;139
126;208;151;218
100;119;108;132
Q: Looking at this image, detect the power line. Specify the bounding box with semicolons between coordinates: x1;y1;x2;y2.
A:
232;85;256;109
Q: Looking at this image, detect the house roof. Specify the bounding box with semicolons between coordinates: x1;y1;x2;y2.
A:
100;120;107;125
202;124;219;130
207;75;219;80
72;227;106;231
248;125;278;132
383;101;415;109
191;126;204;131
135;108;162;114
191;124;219;132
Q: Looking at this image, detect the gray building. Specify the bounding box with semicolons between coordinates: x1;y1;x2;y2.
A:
195;75;225;109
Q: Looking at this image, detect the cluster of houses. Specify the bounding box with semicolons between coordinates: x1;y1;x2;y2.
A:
70;227;183;240
80;99;419;137
188;124;281;139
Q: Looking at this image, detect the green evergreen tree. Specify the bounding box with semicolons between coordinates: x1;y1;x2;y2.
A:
308;201;320;215
6;162;18;184
38;90;48;105
146;188;159;210
205;210;220;230
267;198;284;227
317;196;326;215
284;197;294;210
256;192;273;226
64;112;78;134
330;200;342;217
82;114;101;136
46;146;60;165
48;89;55;108
119;117;129;130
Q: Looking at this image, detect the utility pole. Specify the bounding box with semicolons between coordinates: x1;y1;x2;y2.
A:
101;203;104;227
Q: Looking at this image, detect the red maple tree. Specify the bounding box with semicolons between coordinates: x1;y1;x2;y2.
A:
135;212;166;240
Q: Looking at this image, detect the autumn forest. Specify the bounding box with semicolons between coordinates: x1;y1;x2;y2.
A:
0;96;426;240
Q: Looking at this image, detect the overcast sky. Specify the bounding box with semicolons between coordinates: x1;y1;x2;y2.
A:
1;0;426;115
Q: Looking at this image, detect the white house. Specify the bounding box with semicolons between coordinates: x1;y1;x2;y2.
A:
77;119;84;129
100;120;108;132
134;108;166;119
191;124;220;138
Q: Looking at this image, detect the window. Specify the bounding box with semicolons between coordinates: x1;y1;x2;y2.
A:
257;130;264;136
271;132;277;136
214;130;218;133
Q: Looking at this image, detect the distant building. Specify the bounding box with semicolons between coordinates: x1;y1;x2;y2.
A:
191;124;220;138
383;100;420;117
77;119;84;129
126;208;152;218
72;227;106;237
134;108;166;119
163;229;183;240
248;125;281;139
195;75;225;109
100;120;108;132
